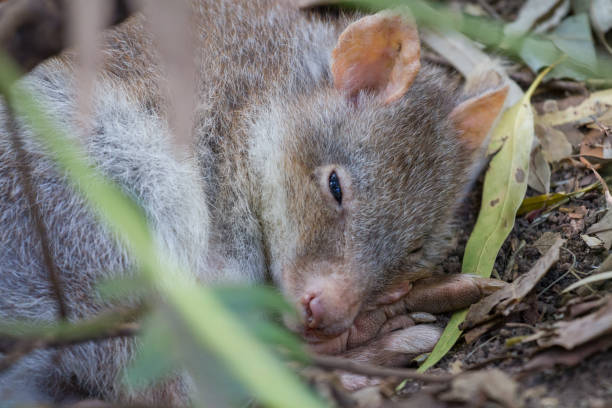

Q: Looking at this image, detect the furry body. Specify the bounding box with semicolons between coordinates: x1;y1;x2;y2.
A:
0;0;490;404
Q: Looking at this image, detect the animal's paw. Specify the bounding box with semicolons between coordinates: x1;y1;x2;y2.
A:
337;324;442;390
307;274;506;390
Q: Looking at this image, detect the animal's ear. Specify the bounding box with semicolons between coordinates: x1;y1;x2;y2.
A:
449;85;509;149
331;11;420;104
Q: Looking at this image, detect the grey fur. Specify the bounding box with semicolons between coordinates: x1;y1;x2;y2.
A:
0;0;484;404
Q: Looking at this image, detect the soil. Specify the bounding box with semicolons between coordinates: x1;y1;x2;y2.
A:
419;163;612;408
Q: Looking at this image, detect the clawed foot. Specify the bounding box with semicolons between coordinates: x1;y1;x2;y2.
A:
307;274;506;390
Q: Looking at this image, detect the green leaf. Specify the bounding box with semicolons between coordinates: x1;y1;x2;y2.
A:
517;13;597;81
213;284;295;315
125;313;178;389
571;0;591;14
418;64;555;373
0;54;325;408
548;13;597;79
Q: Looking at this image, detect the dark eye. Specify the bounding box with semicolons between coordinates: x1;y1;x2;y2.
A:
328;171;342;205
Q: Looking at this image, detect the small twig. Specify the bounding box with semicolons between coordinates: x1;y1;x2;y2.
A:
0;322;138;373
580;156;612;207
6;106;68;320
308;353;454;383
466;335;498;361
0;306;144;372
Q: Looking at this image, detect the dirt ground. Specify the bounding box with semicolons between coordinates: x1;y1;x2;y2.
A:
420;165;611;408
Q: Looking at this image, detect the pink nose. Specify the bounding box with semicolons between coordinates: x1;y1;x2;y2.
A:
302;293;325;329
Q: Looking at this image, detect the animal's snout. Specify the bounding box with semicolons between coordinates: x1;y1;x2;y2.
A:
301;292;325;329
297;277;363;339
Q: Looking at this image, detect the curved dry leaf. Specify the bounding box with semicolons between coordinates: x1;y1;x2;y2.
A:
461;237;564;330
562;270;612;293
535;123;573;162
586;210;612;249
536;89;612;127
528;147;551;194
540;296;612;349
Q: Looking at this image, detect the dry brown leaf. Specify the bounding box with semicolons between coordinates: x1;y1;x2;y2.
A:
533;232;563;255
524;335;612;371
568;205;588;219
528;147;551;193
464;319;501;344
439;369;522;408
580;234;605;249
535;123;573;162
586;210;612;250
461;237;565;330
580;128;612;160
539;296;612;349
536;89;612;128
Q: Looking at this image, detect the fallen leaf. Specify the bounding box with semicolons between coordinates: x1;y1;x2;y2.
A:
580;234;605;248
536;89;612;127
571;0;591;14
548;13;597;79
565;295;610;317
533;231;563;255
590;0;612;54
568;205;587;219
518;192;568;215
516;12;598;80
563;271;612;292
587;210;612;249
580;128;612;160
418;64;554;373
535;124;573;162
539;296;612;349
524;335;612;370
439;369;522;408
518;181;600;215
461;237;565;330
464;319;501;345
528;147;551;193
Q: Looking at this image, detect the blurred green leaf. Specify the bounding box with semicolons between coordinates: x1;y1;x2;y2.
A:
571;0;591;14
213;285;295;315
549;13;596;79
125;312;178;389
0;53;325;408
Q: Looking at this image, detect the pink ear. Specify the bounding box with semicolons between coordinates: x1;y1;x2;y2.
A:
450;86;509;149
331;11;421;104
